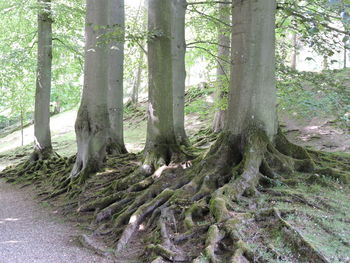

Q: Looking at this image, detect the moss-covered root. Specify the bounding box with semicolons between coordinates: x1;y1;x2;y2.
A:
150;256;168;263
315;167;350;184
143;144;193;173
230;240;253;263
274;208;331;263
192;225;223;263
115;188;174;253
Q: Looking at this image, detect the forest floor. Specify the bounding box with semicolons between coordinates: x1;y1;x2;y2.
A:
0;83;350;262
0;178;114;263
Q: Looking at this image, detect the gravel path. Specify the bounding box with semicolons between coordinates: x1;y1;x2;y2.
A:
0;179;114;263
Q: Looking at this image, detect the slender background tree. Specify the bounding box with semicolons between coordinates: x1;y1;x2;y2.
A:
32;0;53;161
172;0;188;146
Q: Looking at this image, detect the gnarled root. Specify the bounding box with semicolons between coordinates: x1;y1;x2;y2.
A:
273;208;330;263
99;128;325;261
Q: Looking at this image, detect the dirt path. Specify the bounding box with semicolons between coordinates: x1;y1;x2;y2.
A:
281;115;350;153
0;179;113;263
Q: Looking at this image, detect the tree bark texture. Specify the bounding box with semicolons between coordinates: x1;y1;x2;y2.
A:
131;48;144;105
171;0;188;145
228;0;277;138
291;32;297;70
144;0;179;168
107;0;127;154
33;0;53;160
213;2;230;133
71;0;110;179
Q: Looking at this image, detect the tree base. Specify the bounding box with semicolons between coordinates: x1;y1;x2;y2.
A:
1;128;349;262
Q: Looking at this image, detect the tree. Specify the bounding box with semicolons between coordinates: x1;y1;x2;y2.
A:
171;0;188;145
143;0;183;170
71;0;110;179
291;32;297;70
131;47;144;105
31;0;53;161
212;2;230;133
106;0;127;154
110;0;317;259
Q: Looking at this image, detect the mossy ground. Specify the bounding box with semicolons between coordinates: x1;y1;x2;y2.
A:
1;132;349;263
0;83;350;262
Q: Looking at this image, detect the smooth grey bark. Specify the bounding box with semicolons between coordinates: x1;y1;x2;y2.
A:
344;44;347;69
71;0;109;179
291;32;297;70
32;0;53;161
131;48;144;105
227;0;277;138
20;109;24;146
171;0;188;145
213;2;230;133
323;56;329;70
107;0;127;154
144;0;179;169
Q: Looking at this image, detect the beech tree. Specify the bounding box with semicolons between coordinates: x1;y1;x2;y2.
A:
143;0;183;169
3;0;350;262
106;0;321;260
212;2;230;132
71;0;110;179
131;48;144;105
107;0;127;154
31;0;53;161
171;0;188;145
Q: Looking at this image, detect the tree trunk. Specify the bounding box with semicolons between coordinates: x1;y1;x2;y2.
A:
291;32;297;70
20;109;24;146
131;48;144;105
213;2;230;133
107;0;127;154
323;56;329;70
71;0;109;180
32;0;53;161
227;0;277;138
171;0;188;145
144;0;181;170
80;1;328;259
344;43;347;69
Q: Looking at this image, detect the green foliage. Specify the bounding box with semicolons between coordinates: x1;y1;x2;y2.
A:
277;67;350;123
0;0;84;124
185;84;215;119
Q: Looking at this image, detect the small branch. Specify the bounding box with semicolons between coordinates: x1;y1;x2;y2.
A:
187;45;230;82
135;40;148;55
187;40;230;49
52;37;84;68
277;5;349;35
187;1;231;5
188;6;231;27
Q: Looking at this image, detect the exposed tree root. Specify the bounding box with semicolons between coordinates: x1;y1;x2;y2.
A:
2;127;350;262
273;208;331;263
78;234;114;258
29;146;55;162
143;142;195;174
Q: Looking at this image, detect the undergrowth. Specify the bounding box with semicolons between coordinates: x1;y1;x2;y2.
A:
277;68;350;125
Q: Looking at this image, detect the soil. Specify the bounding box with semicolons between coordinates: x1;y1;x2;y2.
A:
0;179;114;263
280;114;350;153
